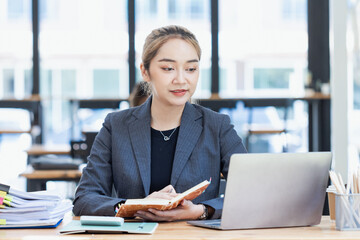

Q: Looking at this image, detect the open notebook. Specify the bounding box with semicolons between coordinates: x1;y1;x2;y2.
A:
116;180;210;218
60;221;158;235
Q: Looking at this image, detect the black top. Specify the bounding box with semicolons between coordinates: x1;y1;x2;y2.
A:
150;127;179;193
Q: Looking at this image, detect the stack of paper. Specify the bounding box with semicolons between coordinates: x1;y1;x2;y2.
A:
0;183;73;229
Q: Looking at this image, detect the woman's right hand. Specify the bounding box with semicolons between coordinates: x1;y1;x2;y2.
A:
145;185;178;200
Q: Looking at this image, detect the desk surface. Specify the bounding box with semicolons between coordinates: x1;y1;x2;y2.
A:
20;167;82;180
69;91;330;104
26;144;71;155
1;216;360;240
0;129;31;134
203;91;330;101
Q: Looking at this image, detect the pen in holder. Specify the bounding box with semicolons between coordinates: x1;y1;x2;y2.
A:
329;170;360;230
335;193;360;230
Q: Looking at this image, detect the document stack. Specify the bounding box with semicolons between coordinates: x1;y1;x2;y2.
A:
0;183;73;229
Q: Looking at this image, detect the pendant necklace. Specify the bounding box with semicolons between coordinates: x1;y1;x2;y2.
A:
159;127;178;141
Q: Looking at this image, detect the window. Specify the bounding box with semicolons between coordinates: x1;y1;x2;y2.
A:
282;0;307;21
253;68;293;89
7;0;31;20
219;0;308;153
190;0;204;19
0;0;32;99
39;0;59;21
24;69;32;95
136;0;158;18
168;0;177;19
61;70;76;97
93;69;120;98
219;0;308;97
0;1;32;189
39;0;128;144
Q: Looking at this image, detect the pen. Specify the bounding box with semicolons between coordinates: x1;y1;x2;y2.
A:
115;206;119;214
137;222;145;230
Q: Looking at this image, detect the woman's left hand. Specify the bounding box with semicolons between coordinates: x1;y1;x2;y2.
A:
134;200;204;222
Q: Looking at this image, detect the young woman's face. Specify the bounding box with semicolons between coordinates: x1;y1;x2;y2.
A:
142;38;200;107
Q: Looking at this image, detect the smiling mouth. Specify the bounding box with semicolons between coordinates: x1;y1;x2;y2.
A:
171;89;187;93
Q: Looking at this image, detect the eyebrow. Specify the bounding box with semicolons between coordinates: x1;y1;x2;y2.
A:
158;58;199;63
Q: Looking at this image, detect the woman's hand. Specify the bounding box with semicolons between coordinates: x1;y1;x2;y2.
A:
134;200;204;222
145;185;178;200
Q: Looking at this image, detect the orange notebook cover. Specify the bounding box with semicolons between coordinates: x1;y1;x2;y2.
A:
115;180;210;218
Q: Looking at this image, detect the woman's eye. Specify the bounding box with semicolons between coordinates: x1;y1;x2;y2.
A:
186;67;197;72
162;67;174;71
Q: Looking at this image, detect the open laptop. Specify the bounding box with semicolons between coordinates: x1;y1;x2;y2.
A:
188;152;332;230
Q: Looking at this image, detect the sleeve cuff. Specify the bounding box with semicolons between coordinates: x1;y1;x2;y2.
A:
200;197;224;219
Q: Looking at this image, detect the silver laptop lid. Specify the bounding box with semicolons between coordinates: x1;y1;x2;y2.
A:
221;152;331;230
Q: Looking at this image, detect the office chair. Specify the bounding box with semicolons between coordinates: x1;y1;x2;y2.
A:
70;131;97;162
70;140;89;162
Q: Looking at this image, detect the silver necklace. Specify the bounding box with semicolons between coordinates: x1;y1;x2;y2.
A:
159;127;177;141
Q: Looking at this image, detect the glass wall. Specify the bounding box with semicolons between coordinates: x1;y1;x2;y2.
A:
0;0;314;150
0;0;33;188
0;0;32;98
135;0;212;98
219;0;307;97
219;0;309;152
38;0;128;144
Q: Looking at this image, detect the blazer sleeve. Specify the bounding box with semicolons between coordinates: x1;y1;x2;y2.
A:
72;113;125;216
201;113;247;219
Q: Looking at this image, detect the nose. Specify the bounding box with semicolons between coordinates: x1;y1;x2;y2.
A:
173;70;186;84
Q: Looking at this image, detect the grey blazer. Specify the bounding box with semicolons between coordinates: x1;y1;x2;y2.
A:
73;97;247;218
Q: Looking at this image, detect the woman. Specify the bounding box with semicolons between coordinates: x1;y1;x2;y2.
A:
73;25;247;221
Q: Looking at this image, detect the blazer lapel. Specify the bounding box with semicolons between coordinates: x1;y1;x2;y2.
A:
171;102;203;186
129;98;152;196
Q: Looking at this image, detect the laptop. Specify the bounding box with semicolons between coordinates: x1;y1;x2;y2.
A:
188;152;332;230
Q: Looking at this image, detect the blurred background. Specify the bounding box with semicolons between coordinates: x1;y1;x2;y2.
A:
0;0;359;198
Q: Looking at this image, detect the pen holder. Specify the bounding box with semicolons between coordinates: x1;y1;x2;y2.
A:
335;194;360;230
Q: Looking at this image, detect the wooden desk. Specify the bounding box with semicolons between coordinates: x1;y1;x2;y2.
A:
0;129;31;134
24;145;72;191
20;167;82;192
2;216;360;240
26;144;71;156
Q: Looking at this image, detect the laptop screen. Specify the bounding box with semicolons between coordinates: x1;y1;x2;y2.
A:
220;152;331;230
